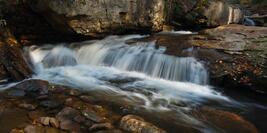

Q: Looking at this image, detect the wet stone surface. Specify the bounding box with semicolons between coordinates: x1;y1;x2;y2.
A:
0;79;260;133
0;80;130;132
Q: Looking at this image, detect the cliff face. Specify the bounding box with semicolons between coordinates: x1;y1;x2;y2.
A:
27;0;165;36
26;0;244;36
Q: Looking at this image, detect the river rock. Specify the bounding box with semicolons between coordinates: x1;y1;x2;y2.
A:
25;0;244;36
24;125;46;133
56;107;81;132
59;119;80;132
49;117;60;128
12;79;49;96
56;107;80;121
82;109;105;123
119;115;166;133
37;117;60;128
38;117;50;126
18;103;37;110
24;125;65;133
40;100;61;109
89;123;114;131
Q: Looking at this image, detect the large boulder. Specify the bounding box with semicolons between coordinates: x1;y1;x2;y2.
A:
26;0;244;36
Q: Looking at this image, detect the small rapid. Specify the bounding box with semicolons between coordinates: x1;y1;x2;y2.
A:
25;35;241;132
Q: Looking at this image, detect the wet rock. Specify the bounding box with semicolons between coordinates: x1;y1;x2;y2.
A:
13;79;49;96
64;98;74;106
89;123;114;131
38;117;50;126
68;89;81;96
24;125;45;133
24;125;65;133
38;117;60;128
40;100;61;109
80;95;95;103
49;117;60;128
36;95;49;100
59;119;80;132
18;103;37;110
82;109;105;123
73;115;86;123
28;111;44;120
0;109;29;133
56;107;81;132
196;107;259;133
120;115;166;133
56;107;80;121
7;89;25;97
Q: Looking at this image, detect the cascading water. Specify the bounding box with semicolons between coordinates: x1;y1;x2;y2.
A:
76;36;208;85
25;35;239;132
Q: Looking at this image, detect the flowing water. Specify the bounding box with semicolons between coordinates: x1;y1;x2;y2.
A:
23;35;267;132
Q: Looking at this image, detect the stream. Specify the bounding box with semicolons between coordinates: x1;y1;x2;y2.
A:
22;34;267;133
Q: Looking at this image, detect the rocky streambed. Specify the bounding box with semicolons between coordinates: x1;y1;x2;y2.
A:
1;79;265;133
0;79;166;133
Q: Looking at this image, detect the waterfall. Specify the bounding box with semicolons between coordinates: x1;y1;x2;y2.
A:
76;36;208;85
25;35;238;131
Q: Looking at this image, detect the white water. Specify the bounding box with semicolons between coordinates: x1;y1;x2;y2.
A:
77;35;208;85
25;35;239;131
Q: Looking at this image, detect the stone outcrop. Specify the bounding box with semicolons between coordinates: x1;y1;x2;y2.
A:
167;0;244;27
27;0;165;36
25;0;244;36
